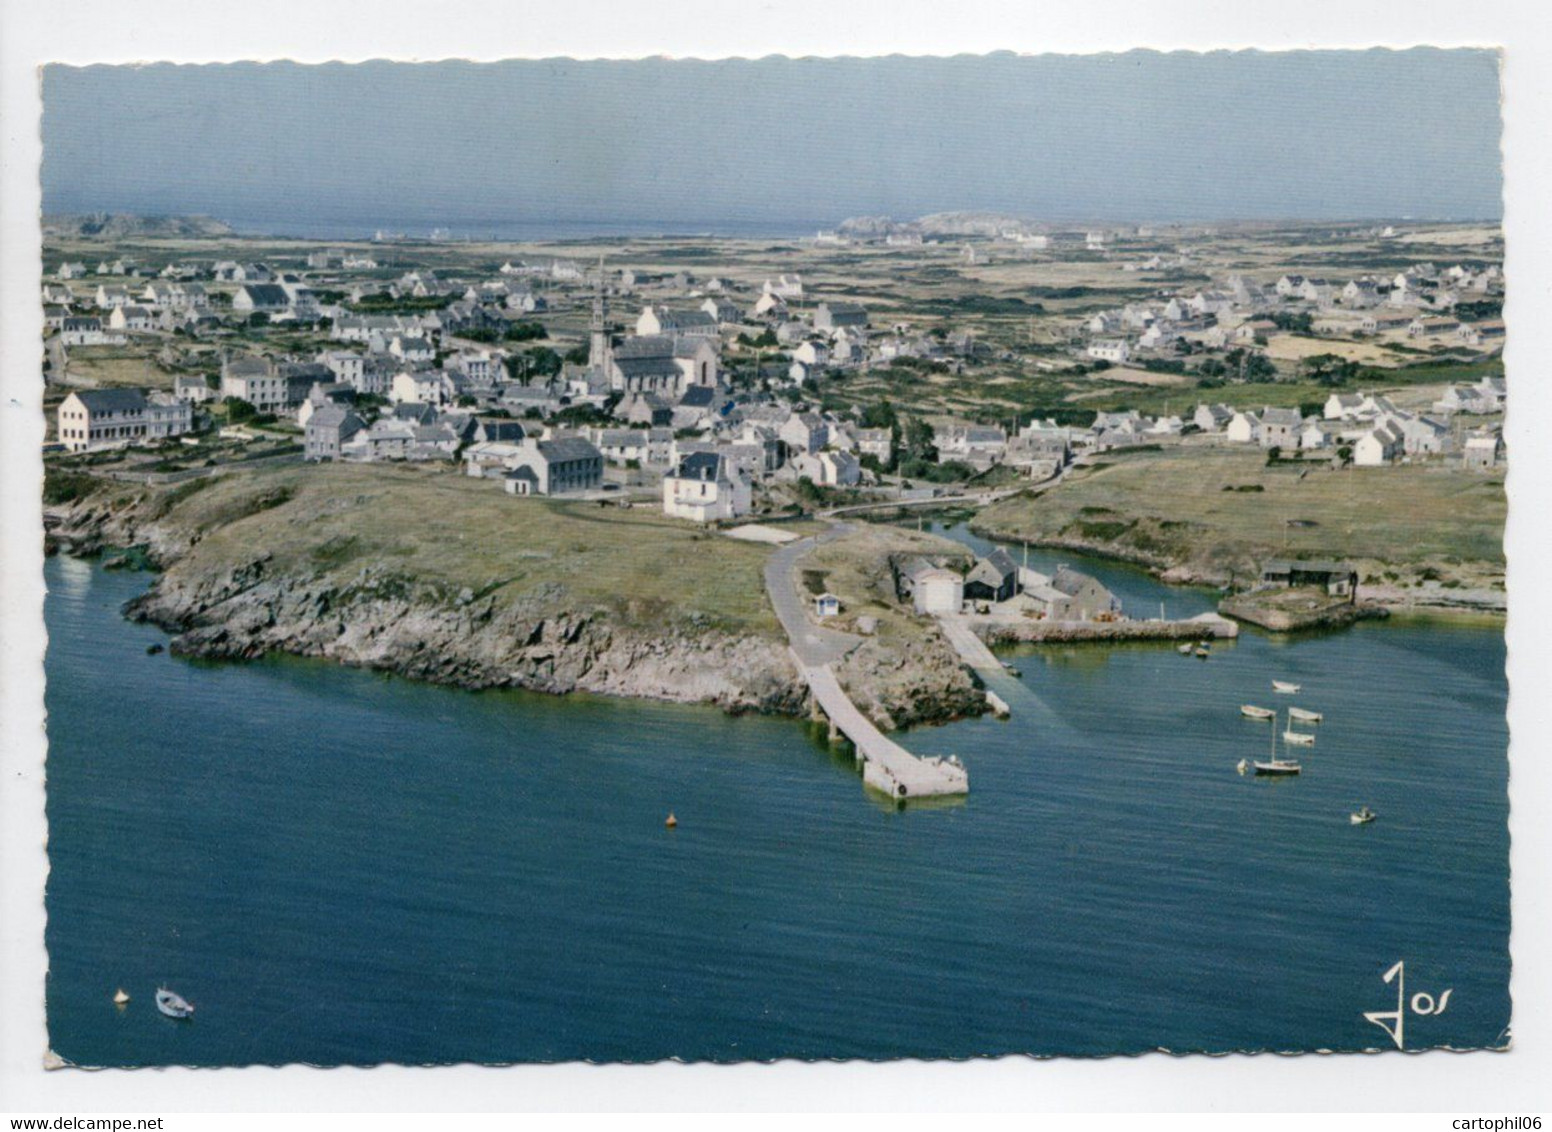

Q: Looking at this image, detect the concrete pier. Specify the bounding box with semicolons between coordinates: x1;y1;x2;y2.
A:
799;656;969;799
765;528;969;800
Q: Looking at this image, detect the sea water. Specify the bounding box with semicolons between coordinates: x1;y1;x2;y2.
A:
42;551;1509;1064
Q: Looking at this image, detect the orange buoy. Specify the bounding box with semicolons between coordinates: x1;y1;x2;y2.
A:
665;812;678;829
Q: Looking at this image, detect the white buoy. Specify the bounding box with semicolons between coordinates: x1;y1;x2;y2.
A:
113;988;130;1006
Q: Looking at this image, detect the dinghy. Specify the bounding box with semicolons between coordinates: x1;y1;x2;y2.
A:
155;988;194;1019
1240;705;1275;720
1272;680;1301;694
1288;707;1323;723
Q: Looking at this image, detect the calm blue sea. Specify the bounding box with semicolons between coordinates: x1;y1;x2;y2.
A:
43;547;1510;1065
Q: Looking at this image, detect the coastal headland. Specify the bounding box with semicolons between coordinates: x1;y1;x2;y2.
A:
44;462;985;730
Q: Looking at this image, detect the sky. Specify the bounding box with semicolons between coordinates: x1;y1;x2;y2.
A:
40;49;1503;232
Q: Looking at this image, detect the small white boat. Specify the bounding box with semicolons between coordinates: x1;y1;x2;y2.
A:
1240;704;1275;720
1350;806;1377;825
1253;758;1302;776
1288;707;1323;723
1177;643;1194;656
1283;730;1316;747
155;988;194;1019
1272;680;1301;694
1194;646;1210;658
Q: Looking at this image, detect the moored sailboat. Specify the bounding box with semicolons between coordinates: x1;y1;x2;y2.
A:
1251;709;1302;775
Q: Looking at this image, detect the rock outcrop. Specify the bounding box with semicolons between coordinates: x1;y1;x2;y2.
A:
47;490;981;730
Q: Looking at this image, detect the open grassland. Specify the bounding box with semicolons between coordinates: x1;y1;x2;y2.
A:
62;347;170;389
975;445;1505;586
1064;357;1503;418
107;461;786;637
1262;334;1413;367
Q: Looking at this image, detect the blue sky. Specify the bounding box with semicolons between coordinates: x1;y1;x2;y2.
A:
41;49;1503;229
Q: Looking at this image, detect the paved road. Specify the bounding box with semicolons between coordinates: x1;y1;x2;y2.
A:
762;524;863;667
763;522;969;798
816;461;1074;521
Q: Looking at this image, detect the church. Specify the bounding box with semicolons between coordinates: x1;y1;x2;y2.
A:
584;268;724;416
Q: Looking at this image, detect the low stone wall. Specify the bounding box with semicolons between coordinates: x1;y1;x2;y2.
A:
976;614;1238;645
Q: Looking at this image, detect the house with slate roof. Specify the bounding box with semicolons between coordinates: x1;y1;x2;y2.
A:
497;436;604;495
56;388;192;452
662;451;752;522
232;283;291;313
304;406;367;461
814;301;870;334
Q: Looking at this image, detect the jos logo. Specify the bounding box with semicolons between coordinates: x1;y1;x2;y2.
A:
1363;960;1454;1050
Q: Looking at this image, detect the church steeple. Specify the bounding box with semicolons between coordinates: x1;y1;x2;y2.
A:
589;255;611;370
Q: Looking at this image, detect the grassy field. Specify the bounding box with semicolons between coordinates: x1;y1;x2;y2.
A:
62;346;171;389
103;462;787;637
1067;357;1504;418
975;445;1506;586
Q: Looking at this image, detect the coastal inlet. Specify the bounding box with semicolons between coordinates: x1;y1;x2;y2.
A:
43;549;1509;1064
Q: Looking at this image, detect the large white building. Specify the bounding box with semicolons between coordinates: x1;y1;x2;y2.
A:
662;451;752;522
220;355;289;412
56;388;193;452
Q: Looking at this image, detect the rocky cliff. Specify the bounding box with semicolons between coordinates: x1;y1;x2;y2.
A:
46;485;981;730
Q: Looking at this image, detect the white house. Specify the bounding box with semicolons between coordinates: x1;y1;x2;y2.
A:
107;305;156;333
390;370;458;406
1353;421;1404;466
173;373;215;404
1087;340;1130;364
662;451;752;522
905;562;964;615
60;316;122;346
1193;403;1233;432
1259;407;1305;450
792;340;831;368
779;411;829;455
389;336;436;364
1299;421;1330;450
792;449;862;487
636;306;719;338
231;283;291;313
1225;411;1261;444
1463;433;1504;470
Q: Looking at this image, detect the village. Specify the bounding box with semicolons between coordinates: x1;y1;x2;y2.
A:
41;218;1508;730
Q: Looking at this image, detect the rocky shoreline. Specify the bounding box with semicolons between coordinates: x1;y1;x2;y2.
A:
45;492;981;731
